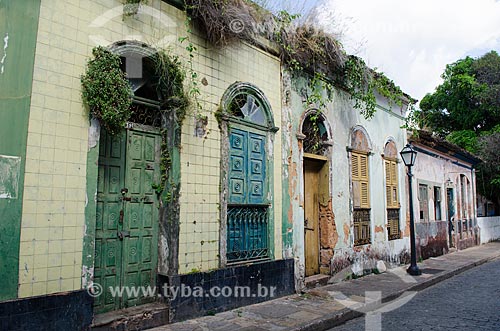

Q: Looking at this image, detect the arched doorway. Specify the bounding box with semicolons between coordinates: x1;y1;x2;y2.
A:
299;110;333;276
93;41;164;313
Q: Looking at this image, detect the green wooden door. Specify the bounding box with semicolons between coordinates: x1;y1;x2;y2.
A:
94;127;160;313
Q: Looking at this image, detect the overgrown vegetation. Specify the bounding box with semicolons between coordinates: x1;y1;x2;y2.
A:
184;0;408;119
149;49;189;198
81;47;133;135
151;49;189;118
81;46;189;199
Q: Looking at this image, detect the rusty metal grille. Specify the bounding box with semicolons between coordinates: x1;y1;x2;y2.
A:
354;208;371;245
227;205;269;263
387;208;400;240
128;97;162;127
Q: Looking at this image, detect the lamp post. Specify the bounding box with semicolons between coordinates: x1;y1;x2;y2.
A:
400;144;422;276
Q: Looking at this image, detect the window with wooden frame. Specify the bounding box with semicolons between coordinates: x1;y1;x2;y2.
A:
351;127;371;246
418;184;429;222
383;140;400;240
434;186;442;221
385;159;400;239
352;151;370;245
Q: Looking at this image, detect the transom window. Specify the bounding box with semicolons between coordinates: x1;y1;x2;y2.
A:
302;113;329;155
228;93;267;126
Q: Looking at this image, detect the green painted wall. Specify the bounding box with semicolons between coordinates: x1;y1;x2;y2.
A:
0;0;41;301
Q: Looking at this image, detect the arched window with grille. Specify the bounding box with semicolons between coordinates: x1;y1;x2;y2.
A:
219;82;277;264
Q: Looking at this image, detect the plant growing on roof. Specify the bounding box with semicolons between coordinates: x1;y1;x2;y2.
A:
184;0;411;118
81;46;133;135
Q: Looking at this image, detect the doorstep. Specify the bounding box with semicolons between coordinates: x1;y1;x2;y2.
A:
305;274;330;289
92;303;169;331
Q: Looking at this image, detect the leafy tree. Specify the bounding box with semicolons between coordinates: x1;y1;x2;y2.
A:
416;51;500;211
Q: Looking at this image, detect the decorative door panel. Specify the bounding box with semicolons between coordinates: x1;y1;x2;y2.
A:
228;128;267;204
229;129;247;204
94;128;160;313
122;129;160;308
227;127;269;263
248;133;266;204
94;130;126;313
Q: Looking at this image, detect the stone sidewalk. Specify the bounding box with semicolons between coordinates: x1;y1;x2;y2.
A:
153;242;500;331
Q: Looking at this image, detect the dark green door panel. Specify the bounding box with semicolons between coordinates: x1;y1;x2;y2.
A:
94;131;126;313
94;128;160;313
121;129;160;308
0;0;41;301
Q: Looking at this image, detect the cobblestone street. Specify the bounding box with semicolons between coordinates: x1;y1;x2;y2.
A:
329;258;500;331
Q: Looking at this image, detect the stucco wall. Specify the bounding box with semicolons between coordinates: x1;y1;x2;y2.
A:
411;143;477;252
477;217;500;244
18;0;283;298
282;72;410;286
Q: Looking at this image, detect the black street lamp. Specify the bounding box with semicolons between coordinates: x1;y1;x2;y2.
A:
400;144;422;276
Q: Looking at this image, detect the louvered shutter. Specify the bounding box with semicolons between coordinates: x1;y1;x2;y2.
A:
352;152;369;209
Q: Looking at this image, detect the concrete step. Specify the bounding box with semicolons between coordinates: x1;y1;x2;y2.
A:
92;303;169;331
305;274;330;289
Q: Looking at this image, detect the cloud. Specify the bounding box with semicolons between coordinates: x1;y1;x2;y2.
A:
318;0;500;101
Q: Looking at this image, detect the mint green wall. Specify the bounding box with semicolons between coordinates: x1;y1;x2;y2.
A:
0;0;41;300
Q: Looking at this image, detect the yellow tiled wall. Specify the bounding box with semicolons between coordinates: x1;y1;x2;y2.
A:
18;0;283;296
177;44;283;273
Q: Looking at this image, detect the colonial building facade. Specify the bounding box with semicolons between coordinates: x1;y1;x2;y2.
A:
409;131;481;257
0;1;481;330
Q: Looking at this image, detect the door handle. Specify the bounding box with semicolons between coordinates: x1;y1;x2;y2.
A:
117;230;130;240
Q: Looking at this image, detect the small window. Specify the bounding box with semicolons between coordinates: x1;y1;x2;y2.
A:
434;186;442;221
418;184;429;222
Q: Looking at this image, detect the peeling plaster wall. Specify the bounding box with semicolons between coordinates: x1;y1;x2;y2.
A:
282;72;410;287
411;143;477;253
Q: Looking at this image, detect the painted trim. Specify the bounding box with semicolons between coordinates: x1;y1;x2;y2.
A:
375;104;406;121
82;119;100;289
413;145;475;171
0;0;41;301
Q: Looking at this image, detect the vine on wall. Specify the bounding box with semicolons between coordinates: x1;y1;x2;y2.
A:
81;46;189;198
81;46;133;135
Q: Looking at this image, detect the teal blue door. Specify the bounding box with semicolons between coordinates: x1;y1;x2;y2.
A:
227;127;269;263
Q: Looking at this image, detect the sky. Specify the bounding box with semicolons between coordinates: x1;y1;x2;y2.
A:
264;0;500;102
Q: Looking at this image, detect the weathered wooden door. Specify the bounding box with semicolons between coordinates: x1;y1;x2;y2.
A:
94;127;160;313
304;159;320;276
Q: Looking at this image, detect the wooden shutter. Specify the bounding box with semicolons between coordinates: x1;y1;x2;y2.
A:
351;153;360;180
352;152;370;209
385;159;399;208
385;160;392;207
